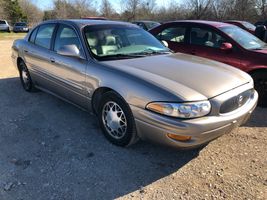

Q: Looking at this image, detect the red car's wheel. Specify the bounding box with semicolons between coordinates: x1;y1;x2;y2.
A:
251;71;267;107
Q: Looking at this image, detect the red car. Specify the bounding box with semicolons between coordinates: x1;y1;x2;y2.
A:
149;20;267;106
225;20;256;35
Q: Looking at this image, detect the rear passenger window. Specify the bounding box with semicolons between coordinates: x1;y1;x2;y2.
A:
54;25;82;53
35;24;56;49
29;28;38;43
157;27;186;43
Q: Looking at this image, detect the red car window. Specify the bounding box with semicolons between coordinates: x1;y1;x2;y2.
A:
190;27;226;48
157;27;186;43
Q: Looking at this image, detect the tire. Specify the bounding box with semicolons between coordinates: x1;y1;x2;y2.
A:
18;60;36;92
251;71;267;107
97;91;138;147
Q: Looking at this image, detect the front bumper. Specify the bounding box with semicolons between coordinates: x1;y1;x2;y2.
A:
0;26;9;31
13;28;29;32
131;86;258;149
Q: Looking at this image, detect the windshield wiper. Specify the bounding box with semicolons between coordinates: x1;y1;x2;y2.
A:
98;53;145;60
250;47;264;50
98;49;171;61
137;48;171;55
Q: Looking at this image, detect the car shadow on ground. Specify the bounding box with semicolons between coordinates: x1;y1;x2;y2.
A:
244;107;267;127
0;77;264;200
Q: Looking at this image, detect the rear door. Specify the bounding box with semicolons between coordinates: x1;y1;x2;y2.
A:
23;23;57;89
186;25;242;68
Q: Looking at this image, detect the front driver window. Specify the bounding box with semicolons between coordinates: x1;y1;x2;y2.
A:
190;27;226;48
54;25;82;53
157;27;186;43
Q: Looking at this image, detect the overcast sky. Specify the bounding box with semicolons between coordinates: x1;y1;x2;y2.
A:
36;0;174;11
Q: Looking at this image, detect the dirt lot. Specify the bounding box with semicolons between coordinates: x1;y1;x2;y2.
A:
0;37;266;200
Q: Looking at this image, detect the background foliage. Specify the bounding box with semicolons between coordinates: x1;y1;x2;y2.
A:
0;0;266;26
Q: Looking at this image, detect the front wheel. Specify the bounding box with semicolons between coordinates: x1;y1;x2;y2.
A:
97;91;138;147
251;71;267;107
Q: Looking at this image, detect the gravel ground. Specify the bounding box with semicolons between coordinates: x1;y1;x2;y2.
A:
0;39;266;200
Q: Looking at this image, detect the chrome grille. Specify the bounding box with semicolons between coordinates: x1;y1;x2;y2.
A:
220;89;254;114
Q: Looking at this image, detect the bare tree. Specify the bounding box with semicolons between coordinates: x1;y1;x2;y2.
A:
0;0;5;19
100;0;114;18
186;0;212;19
138;0;156;19
121;0;141;21
231;0;258;21
50;0;97;19
19;0;43;26
255;0;267;19
211;0;235;20
72;0;97;18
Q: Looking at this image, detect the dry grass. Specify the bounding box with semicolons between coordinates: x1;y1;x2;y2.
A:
0;32;26;40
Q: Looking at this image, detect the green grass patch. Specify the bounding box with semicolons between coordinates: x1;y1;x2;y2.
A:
0;32;27;40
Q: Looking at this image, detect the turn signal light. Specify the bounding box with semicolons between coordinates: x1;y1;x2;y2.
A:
167;133;192;141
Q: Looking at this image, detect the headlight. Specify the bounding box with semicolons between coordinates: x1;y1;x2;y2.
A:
146;101;211;118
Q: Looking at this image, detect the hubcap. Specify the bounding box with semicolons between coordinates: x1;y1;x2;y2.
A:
20;63;30;87
22;69;29;84
102;101;127;139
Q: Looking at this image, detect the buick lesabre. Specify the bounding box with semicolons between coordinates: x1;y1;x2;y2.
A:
11;20;258;148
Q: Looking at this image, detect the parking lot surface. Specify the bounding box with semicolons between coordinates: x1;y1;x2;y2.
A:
0;38;266;200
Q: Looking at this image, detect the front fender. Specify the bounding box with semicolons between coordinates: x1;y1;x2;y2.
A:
85;60;182;110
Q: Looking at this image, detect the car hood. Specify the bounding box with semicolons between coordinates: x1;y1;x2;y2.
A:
103;53;251;101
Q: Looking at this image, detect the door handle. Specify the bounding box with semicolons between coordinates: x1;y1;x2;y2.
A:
50;57;55;63
24;49;28;53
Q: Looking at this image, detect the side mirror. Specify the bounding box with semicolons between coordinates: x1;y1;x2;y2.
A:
161;40;168;47
57;45;81;58
220;42;232;51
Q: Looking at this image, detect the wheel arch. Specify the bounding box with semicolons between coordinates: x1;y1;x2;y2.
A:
91;87;126;115
16;57;24;71
248;67;267;76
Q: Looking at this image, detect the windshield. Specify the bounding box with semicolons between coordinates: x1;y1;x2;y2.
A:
0;20;7;25
15;22;26;26
220;26;266;50
84;25;170;60
145;22;160;30
241;21;256;31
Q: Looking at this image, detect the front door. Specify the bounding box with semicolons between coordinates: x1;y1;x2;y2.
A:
49;24;89;109
187;26;242;69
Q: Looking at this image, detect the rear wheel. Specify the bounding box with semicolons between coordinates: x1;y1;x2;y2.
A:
18;60;35;92
97;91;138;147
251;71;267;107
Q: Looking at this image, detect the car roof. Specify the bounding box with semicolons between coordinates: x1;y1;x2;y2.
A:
167;20;232;28
41;19;137;28
225;20;248;24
